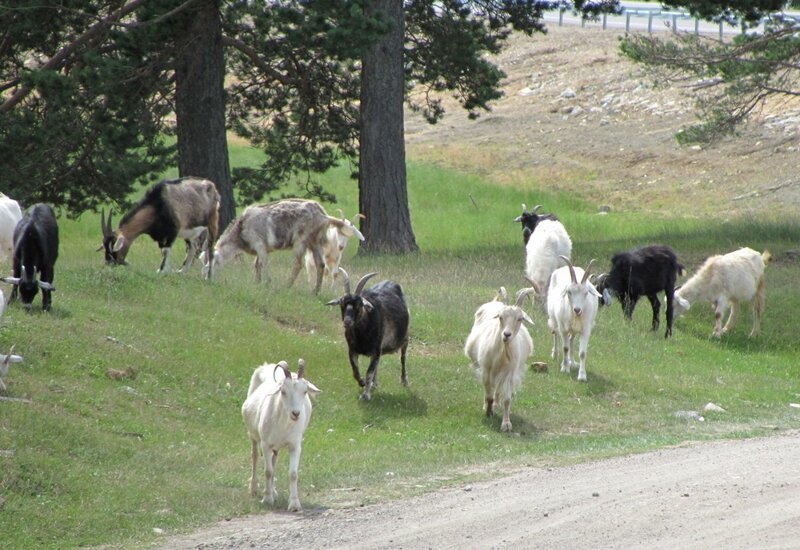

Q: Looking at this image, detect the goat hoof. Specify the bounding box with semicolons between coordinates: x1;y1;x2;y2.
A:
287;501;302;513
359;392;372;401
501;421;512;432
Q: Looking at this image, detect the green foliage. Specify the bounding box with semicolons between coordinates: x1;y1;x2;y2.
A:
1;148;799;547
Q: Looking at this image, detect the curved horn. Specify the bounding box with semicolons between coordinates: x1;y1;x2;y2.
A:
531;204;542;213
338;267;352;295
580;259;596;285
335;208;344;220
297;358;306;379
353;213;366;223
354;272;378;295
514;287;535;307
559;255;577;283
495;287;508;304
521;203;527;213
272;361;291;383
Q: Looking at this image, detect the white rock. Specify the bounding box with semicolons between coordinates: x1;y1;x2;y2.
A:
560;88;576;99
703;402;726;413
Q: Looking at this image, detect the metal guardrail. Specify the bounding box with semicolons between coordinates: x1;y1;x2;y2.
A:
555;6;800;40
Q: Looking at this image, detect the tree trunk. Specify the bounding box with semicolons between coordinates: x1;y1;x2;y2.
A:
174;0;235;231
358;0;418;254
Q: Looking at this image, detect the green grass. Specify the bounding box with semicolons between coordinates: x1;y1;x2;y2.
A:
2;149;800;548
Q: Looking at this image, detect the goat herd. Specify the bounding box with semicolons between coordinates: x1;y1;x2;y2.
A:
0;181;773;512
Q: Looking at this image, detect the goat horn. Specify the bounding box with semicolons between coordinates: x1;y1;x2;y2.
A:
354;272;378;295
515;287;535;307
531;204;542;213
338;267;352;295
559;255;577;283
335;208;344;220
297;358;305;379
521;203;527;213
272;361;291;383
496;287;508;304
580;259;596;285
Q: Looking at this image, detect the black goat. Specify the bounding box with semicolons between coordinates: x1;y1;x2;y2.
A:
1;203;59;311
100;177;220;277
595;244;685;338
513;203;559;245
326;269;409;401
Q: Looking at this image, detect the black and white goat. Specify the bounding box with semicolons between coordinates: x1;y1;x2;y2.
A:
326;269;409;401
100;177;220;278
1;203;59;311
206;199;364;294
595;244;685;338
514;203;559;245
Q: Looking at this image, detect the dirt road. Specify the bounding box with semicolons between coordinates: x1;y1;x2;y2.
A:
161;430;800;549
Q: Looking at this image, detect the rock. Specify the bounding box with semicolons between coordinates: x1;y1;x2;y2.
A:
518;87;535;97
598;205;611;213
531;362;549;373
560;88;576;99
704;402;726;413
674;410;704;421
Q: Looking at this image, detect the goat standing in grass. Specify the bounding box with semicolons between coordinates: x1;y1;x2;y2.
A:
547;256;605;382
304;210;365;290
100;177;220;278
464;287;535;432
595;244;685;338
327;269;409;401
241;359;320;512
206;199;363;294
674;247;771;338
514;203;559;245
523;211;572;308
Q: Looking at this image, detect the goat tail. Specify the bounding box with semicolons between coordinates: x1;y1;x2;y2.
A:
677;262;687;278
761;250;773;265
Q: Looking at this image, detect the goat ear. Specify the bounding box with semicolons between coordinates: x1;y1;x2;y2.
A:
305;381;321;395
112;236;125;253
676;297;691;311
361;298;374;312
522;312;534;326
325;298;341;306
38;281;54;291
1;277;21;286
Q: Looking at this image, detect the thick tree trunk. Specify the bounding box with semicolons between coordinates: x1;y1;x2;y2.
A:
174;0;235;231
358;0;418;254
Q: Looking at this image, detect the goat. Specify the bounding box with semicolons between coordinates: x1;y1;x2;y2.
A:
241;359;320;512
464;286;535;432
100;177;220;278
524;217;572;307
1;203;59;311
514;203;559;245
595;244;685;338
547;256;605;382
326;269;409;401
205;199;364;294
0;344;24;393
304;210;365;290
0;193;23;262
673;247;771;338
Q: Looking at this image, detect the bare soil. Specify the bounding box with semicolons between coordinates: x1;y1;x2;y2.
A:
160;27;800;549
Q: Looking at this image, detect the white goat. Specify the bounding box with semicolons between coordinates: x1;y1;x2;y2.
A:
0;343;24;393
674;247;771;338
524;219;572;307
241;359;320;512
464;287;535;432
0;193;23;263
547;256;604;382
304;211;365;289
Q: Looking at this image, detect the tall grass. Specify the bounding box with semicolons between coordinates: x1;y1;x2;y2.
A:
1;150;799;547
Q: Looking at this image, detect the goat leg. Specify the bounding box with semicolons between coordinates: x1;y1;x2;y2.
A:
360;355;381;401
647;293;660;332
348;351;365;387
399;340;409;387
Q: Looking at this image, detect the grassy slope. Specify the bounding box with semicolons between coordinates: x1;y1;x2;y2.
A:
1;155;799;548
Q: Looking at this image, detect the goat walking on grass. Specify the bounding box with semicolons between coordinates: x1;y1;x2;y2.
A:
464;286;535;432
674;247;771;338
241;359;320;512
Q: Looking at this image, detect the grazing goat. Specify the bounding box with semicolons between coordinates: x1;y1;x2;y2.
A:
206;199;364;294
464;286;535;432
673;247;771;338
595;244;685;338
514;203;559;245
327;269;409;401
0;344;24;393
524;217;572;307
0;193;23;262
100;177;220;278
547;256;604;382
303;210;365;289
1;203;59;311
241;359;320;512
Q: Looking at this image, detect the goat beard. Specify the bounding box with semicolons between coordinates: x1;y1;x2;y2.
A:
503;340;512;361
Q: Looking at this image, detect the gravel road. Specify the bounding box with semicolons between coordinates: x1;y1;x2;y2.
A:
160;430;800;549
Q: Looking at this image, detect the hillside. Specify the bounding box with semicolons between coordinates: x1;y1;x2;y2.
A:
406;26;800;218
